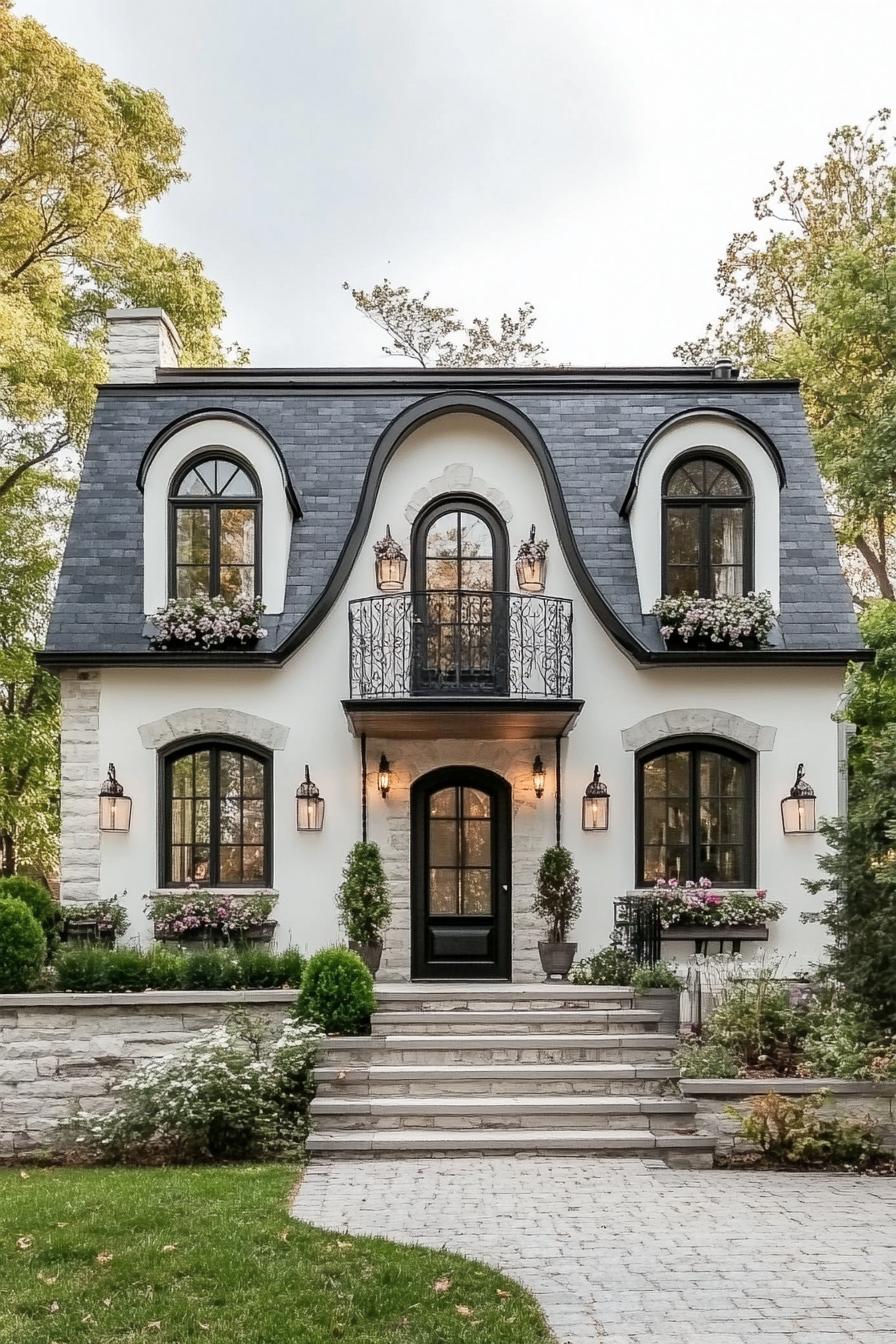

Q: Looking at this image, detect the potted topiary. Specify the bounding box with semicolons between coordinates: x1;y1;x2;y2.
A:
336;841;391;976
532;845;582;980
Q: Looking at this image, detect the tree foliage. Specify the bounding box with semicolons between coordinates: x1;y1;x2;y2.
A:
676;111;896;598
344;278;547;367
0;2;245;876
806;724;896;1029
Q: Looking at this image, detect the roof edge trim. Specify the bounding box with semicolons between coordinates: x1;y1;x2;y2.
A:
619;407;787;518
134;407;302;516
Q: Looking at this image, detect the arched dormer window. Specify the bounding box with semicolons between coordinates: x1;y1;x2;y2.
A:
662;453;752;597
169;453;261;601
411;497;508;692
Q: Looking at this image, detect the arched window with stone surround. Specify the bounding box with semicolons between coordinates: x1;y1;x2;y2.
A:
636;737;756;887
160;737;271;887
169;453;261;601
662;452;752;598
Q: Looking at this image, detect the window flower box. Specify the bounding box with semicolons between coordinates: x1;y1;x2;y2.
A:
652;878;784;930
150;595;267;651
652;591;776;650
61;899;129;944
149;891;277;946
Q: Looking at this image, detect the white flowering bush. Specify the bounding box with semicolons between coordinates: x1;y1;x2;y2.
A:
151;594;267;649
69;1009;321;1162
652;591;776;648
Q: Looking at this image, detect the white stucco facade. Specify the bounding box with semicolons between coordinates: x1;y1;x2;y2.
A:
60;410;847;977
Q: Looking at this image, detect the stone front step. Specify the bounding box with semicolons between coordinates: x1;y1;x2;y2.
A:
371;1009;660;1036
314;1061;681;1098
306;1126;714;1166
320;1034;678;1067
310;1093;698;1132
374;984;634;1013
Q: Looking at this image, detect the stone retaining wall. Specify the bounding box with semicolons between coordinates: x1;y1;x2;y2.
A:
680;1078;896;1154
0;991;295;1155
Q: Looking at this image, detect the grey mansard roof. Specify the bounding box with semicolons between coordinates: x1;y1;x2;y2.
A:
42;365;865;666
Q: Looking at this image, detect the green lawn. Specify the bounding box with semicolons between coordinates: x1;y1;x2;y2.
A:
0;1164;551;1343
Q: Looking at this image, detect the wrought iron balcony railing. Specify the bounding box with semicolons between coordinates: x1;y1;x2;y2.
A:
348;590;574;700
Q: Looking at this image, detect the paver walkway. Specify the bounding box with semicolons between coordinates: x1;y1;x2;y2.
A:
293;1156;896;1344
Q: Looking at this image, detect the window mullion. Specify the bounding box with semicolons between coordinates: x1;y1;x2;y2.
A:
210;749;220;887
690;749;699;882
211;506;220;599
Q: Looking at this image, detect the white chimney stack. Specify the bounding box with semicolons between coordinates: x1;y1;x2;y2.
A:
105;308;183;384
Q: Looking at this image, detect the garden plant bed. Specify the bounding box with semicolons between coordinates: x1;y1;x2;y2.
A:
0;1165;550;1342
714;1151;896;1175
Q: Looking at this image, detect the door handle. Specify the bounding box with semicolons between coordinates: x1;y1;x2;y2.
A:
501;884;509;891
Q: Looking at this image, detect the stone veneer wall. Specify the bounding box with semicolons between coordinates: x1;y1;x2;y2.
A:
0;992;294;1155
375;740;550;981
59;670;102;903
680;1078;896;1154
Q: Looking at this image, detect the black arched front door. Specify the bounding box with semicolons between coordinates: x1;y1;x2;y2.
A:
411;766;511;980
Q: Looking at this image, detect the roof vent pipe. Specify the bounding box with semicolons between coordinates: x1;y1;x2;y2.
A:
712;356;735;380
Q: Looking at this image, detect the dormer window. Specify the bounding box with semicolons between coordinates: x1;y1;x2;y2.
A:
662;453;752;597
169;454;261;600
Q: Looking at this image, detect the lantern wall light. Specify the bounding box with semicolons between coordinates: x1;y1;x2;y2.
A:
781;763;817;834
582;765;610;831
532;754;546;799
373;525;408;593
296;764;325;831
98;763;132;832
377;753;392;798
515;524;548;594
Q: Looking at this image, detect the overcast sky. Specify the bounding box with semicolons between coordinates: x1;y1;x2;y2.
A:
17;0;896;367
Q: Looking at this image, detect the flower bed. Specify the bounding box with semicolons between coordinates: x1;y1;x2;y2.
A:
652;590;776;649
149;891;277;944
653;878;784;929
150;594;267;650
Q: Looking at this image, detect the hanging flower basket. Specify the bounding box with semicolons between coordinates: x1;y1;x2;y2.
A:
150;595;267;650
652;591;776;649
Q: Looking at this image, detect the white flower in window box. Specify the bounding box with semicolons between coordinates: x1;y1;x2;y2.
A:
652;590;776;650
150;594;268;650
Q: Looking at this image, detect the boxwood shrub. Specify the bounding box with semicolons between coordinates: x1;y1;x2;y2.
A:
0;876;62;955
52;946;306;993
294;946;375;1035
0;898;46;992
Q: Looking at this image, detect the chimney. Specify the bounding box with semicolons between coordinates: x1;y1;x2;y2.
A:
105;308;183;384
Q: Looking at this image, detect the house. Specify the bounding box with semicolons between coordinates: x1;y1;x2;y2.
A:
40;308;866;980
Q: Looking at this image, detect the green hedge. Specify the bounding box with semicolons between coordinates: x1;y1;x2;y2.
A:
52;946;305;994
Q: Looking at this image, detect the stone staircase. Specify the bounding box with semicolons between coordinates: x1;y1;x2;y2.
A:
307;983;715;1166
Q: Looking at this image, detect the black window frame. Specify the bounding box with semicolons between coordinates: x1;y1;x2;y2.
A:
635;736;756;888
661;450;753;598
159;735;273;889
168;450;263;601
411;494;509;593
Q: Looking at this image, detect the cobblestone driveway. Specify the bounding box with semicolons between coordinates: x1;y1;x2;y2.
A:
293;1157;896;1344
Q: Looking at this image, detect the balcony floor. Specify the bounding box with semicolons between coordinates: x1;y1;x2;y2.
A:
341;697;584;740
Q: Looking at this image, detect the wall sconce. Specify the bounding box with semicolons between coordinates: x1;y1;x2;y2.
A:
98;763;132;832
781;764;817;834
296;764;325;831
377;753;392;798
582;765;610;831
373;525;408;593
532;754;546;799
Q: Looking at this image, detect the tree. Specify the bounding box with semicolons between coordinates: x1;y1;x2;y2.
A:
806;724;896;1029
675;111;896;599
0;0;245;499
0;2;246;875
344;278;548;367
